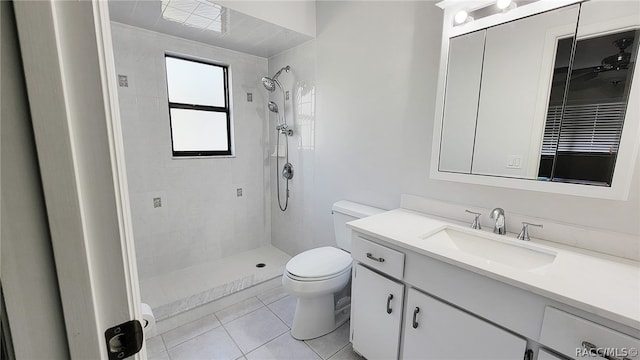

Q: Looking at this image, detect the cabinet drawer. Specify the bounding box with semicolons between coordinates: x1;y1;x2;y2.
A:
540;307;640;360
351;234;405;280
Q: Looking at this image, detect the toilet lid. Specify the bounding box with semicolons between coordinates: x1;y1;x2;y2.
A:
286;247;352;279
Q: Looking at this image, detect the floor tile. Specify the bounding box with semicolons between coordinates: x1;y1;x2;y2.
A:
215;297;264;324
267;295;297;327
327;344;364;360
144;335;166;356
162;314;221;349
148;350;170;360
257;285;288;305
305;322;351;359
168;326;242;360
224;307;289;353
246;332;321;360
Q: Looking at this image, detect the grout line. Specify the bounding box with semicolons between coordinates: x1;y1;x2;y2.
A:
159;334;168;353
256;286;288;306
266;296;294;328
219;322;245;357
242;329;290;358
161;315;222;351
217;298;266;325
328;342;353;360
303;340;324;360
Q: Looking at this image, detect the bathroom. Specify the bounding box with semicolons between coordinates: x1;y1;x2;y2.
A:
1;0;638;359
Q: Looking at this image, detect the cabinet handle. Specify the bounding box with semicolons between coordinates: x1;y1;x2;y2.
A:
366;253;385;262
582;341;632;360
412;307;420;329
386;294;394;314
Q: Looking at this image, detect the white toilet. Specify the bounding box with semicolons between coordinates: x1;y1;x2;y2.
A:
282;200;384;340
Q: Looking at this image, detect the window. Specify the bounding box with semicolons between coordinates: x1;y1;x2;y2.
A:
165;55;231;156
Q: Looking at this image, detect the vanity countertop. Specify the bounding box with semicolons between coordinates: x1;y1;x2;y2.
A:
348;208;640;330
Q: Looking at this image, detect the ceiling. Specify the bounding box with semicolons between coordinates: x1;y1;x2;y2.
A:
108;0;313;58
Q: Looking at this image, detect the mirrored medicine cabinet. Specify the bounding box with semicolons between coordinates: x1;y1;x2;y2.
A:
432;0;640;200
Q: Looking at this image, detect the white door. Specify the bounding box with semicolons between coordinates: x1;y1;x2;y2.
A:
351;264;404;360
402;288;527;360
12;1;142;359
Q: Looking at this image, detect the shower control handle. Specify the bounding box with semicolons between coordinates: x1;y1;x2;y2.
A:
366;253;385;263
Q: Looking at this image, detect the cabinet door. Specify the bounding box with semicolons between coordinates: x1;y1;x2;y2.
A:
402;288;527;360
351;264;404;360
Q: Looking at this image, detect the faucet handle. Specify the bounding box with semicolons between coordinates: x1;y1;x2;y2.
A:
517;222;543;241
465;210;482;230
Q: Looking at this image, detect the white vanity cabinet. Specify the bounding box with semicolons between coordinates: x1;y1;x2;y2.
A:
351;263;405;360
402;288;527;359
349;227;640;360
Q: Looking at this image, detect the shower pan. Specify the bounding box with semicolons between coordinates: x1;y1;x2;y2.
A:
262;65;294;212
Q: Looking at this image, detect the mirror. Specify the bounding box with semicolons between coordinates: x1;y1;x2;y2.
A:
439;30;485;173
437;1;640;190
538;1;639;186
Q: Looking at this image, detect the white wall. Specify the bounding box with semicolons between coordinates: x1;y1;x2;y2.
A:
269;1;639;257
111;22;271;280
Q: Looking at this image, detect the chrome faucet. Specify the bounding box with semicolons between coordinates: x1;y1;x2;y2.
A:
490;208;506;235
465;210;482;230
517;222;543;241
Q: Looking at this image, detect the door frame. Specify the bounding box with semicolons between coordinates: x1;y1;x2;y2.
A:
13;1;143;358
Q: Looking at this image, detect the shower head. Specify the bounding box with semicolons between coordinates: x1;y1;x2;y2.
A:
261;65;291;92
268;101;279;113
262;77;277;92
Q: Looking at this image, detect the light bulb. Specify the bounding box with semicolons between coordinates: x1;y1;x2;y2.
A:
454;10;469;25
496;0;512;10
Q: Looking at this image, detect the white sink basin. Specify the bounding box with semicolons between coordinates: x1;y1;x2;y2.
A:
423;227;557;271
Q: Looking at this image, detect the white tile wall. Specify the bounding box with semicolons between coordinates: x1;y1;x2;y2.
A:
267;40;317;256
111;22;271;280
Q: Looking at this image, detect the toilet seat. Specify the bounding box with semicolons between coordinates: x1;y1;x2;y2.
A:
286;266;351;282
285;247;352;281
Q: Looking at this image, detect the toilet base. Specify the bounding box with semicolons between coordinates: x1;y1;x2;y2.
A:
290;294;350;340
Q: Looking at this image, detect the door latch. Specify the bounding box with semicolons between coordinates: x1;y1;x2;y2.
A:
104;320;143;359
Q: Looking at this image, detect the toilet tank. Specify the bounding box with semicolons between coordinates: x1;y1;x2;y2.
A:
332;200;385;252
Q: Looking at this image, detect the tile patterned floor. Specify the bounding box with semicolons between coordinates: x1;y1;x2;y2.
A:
146;286;364;360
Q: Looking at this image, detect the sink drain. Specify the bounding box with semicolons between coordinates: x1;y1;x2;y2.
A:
256;263;266;268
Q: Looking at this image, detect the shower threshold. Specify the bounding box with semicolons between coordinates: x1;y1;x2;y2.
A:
139;245;291;322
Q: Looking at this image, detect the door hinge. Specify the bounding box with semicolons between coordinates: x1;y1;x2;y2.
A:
104;320;143;360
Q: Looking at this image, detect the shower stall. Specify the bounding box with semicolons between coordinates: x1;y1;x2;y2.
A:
106;5;313;333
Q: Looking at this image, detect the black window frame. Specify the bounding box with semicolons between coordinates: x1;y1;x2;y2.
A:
165;54;232;157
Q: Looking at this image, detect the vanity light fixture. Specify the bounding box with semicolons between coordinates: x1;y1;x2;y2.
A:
454;10;471;25
496;0;517;11
496;0;512;10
